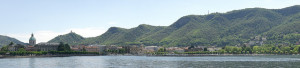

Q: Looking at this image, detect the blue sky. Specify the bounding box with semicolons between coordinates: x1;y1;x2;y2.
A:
0;0;299;43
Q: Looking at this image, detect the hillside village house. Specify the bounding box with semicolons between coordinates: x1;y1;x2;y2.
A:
247;36;268;46
296;39;300;45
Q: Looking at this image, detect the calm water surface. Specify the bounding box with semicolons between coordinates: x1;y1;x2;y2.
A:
1;55;300;68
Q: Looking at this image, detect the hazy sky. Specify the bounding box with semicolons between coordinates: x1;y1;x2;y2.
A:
0;0;299;43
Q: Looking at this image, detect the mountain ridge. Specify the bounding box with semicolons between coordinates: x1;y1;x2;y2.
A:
48;32;85;45
48;5;300;47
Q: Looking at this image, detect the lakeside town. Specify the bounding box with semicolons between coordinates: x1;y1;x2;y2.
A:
1;33;300;58
2;0;300;67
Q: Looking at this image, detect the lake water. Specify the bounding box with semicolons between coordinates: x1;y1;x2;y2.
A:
1;55;300;68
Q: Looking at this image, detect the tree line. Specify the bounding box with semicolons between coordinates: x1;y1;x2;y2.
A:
148;44;300;55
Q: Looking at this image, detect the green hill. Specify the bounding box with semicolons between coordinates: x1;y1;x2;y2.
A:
80;24;166;45
0;35;25;47
139;7;294;47
51;5;300;47
48;32;85;45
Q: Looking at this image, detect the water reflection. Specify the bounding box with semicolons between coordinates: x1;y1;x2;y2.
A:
1;55;300;68
29;58;35;68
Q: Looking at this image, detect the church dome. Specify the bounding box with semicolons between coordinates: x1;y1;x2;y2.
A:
30;36;36;41
29;33;36;45
29;34;36;41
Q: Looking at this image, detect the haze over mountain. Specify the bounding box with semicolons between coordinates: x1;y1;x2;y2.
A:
31;5;300;47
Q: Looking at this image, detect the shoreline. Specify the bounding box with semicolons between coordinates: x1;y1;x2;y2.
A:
0;54;100;58
1;54;299;58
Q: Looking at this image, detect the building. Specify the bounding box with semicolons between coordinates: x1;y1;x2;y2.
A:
71;45;85;51
166;47;184;53
207;47;222;51
97;45;106;53
35;43;60;51
83;45;106;52
144;46;160;52
122;45;144;55
29;33;36;46
105;45;118;50
262;37;267;41
85;45;99;52
129;45;144;55
25;46;36;51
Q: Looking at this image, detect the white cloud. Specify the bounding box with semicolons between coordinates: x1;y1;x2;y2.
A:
6;27;107;43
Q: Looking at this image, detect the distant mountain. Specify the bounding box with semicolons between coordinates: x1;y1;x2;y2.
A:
53;5;300;47
48;32;85;45
0;35;25;47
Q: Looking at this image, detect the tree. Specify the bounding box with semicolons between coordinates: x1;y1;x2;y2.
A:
58;42;65;51
119;48;126;54
9;42;14;46
18;48;26;52
204;48;208;51
1;45;8;51
82;47;86;52
298;46;300;53
253;46;260;54
244;47;252;54
64;44;71;51
158;48;165;52
57;42;72;51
